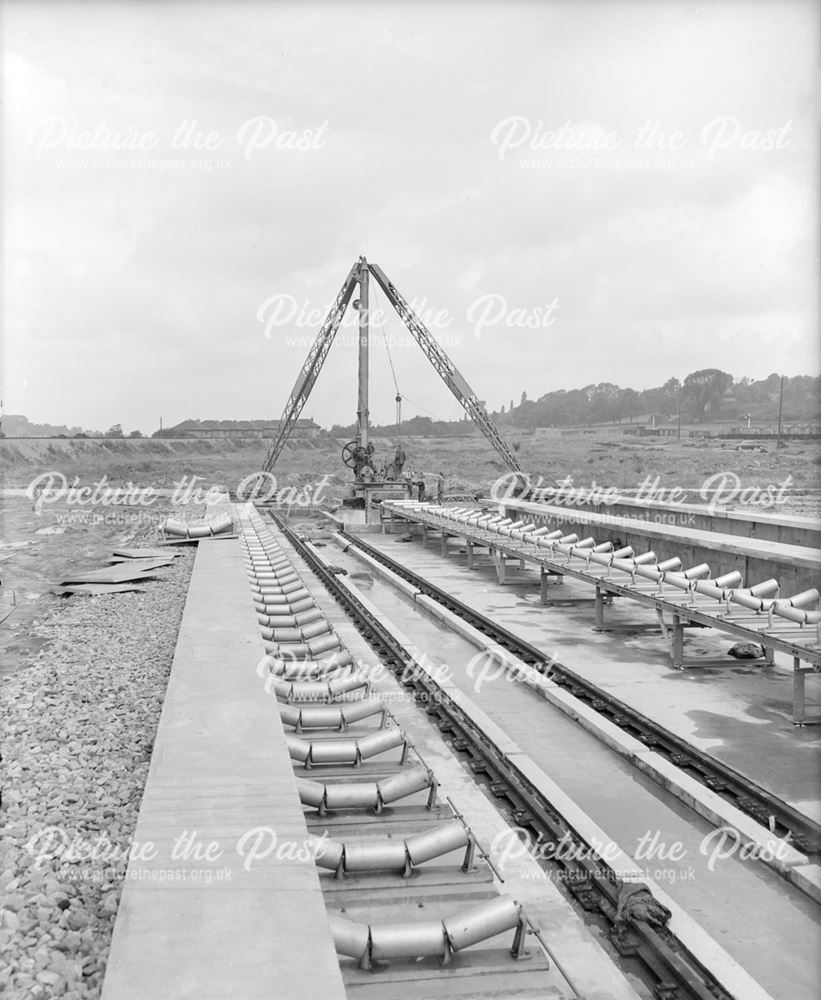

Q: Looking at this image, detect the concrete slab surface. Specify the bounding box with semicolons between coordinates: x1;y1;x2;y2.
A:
101;528;346;1000
271;522;646;1000
332;529;821;1000
365;528;821;822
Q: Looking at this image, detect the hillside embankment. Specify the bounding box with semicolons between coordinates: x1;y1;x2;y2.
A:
1;432;817;507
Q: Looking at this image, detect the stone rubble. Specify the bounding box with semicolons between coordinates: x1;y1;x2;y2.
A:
1;537;195;999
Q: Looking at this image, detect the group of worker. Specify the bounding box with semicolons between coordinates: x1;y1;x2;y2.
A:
404;469;445;503
391;446;444;502
353;442;407;481
353;442;446;502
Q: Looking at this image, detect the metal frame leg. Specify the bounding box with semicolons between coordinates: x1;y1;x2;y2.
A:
595;585;605;628
466;540;475;569
793;657;805;725
671;613;684;669
510;915;530;960
540;566;549;606
494;549;506;584
654;608;670;641
462;836;477;872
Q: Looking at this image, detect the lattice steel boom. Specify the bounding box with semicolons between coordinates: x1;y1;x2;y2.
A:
261;261;361;473
368;262;524;477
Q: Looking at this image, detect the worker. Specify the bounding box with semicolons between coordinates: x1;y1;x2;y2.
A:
417;475;425;502
437;471;445;505
352;443;367;479
393;443;407;478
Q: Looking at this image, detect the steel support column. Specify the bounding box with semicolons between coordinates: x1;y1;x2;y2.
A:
595;585;605;627
356;263;370;449
671;613;685;668
494;548;506;584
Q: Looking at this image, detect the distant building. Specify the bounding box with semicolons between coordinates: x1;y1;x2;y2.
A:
721;423;820;439
154;418;321;439
636;424;682;437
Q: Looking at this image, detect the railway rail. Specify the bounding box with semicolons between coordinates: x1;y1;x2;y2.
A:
240;509;561;998
268;510;751;1000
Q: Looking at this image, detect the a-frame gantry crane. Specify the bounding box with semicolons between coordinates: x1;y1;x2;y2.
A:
261;257;525;491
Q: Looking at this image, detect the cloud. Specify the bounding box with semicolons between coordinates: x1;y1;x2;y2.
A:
2;0;817;432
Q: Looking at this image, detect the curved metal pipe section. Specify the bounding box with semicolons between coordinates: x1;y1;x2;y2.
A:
252;581;306;597
262;650;355;680
286;728;409;768
307;820;472;879
254;596;316;615
254;589;312;604
432;504;819;631
296;765;436;816
162;513;233;538
261;619;334;642
245;506;545;981
264;634;343;658
278;698;386;733
238;514;372;663
329;894;526;969
267;671;369;703
254;569;301;583
256;608;325;628
261;621;336;643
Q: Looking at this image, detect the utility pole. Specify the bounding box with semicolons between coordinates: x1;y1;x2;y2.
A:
677;381;682;440
776;374;784;446
356;258;370;449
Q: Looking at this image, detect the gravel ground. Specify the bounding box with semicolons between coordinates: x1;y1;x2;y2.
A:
0;540;195;998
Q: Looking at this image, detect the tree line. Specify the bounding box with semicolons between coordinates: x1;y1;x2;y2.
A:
329;371;820;437
499;371;819;428
6;371;818;441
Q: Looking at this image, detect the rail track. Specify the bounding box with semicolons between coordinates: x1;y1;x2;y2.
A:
336;526;821;859
270;510;751;1000
242;510;566;998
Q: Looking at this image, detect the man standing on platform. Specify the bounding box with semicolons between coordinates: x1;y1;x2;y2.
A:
437;471;445;505
393;443;407;479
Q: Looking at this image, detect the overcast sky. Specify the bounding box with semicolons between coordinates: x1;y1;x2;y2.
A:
3;0;817;433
